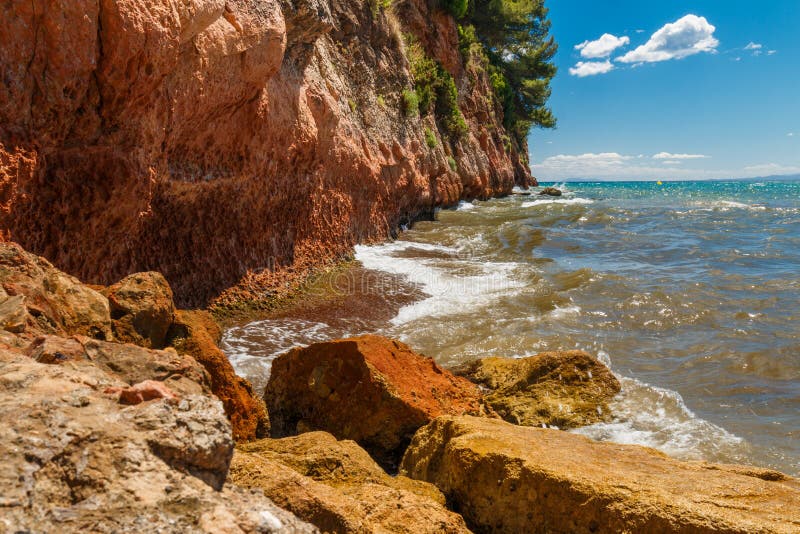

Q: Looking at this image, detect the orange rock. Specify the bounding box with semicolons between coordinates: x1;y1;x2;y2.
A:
230;431;471;533
103;272;176;348
402;416;800;533
107;380;179;405
265;335;486;467
168;310;269;441
25;335;87;364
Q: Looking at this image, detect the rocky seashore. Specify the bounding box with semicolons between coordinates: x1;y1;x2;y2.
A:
1;241;799;533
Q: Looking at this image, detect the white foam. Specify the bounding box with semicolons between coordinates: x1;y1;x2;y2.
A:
456;200;476;211
549;304;581;319
355;242;526;325
689;200;767;211
574;375;745;461
522;197;594;207
221;318;344;376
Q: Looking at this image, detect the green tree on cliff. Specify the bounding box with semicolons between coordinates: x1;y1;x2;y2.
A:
444;0;558;144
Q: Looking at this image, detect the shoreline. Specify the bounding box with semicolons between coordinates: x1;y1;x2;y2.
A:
2;238;799;532
221;183;800;479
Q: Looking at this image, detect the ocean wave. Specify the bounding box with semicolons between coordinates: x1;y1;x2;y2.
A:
355;243;526;325
574;374;747;462
688;200;767;211
548;304;581;319
521;197;594;207
221;318;343;375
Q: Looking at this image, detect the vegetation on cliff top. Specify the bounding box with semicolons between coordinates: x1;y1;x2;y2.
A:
443;0;558;144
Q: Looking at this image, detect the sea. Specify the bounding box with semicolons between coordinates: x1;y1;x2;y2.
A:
222;180;800;477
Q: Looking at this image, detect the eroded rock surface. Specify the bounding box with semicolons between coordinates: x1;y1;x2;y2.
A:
265;335;487;467
230;431;471;533
103;271;176;348
453;351;620;428
0;241;268;442
169;309;270;441
401;416;800;534
0;0;533;308
0;349;316;533
0;242;112;340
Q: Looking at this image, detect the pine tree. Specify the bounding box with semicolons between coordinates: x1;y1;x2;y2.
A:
465;0;558;142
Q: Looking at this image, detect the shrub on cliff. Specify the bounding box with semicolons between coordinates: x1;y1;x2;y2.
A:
401;89;419;116
407;38;469;139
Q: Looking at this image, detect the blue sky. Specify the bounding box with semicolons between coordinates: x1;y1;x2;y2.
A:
528;0;800;180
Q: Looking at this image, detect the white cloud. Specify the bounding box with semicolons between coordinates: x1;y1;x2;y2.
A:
652;152;708;160
575;34;630;59
540;153;633;166
635;29;646;34
744;42;762;50
569;60;615;77
789;133;795;137
531;151;800;181
733;57;742;62
768;50;777;55
616;15;718;64
743;163;800;175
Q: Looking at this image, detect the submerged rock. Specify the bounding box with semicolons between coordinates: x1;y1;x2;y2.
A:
103;271;176;348
453;351;620;428
539;186;563;197
401;416;800;533
265;335;486;467
169;309;270;441
230;431;470;533
0;349;315;533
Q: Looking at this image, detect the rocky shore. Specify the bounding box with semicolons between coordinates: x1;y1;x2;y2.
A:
2;241;799;533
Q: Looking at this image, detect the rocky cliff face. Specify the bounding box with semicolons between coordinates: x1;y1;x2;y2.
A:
0;0;532;307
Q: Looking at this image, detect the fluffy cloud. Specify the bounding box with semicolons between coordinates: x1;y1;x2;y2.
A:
569;60;614;77
616;15;718;64
744;42;762;50
789;133;795;137
768;50;777;55
540;153;633;167
575;34;630;59
652;152;708;160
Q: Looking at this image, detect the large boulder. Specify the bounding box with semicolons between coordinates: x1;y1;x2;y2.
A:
453;351;620;428
265;335;487;467
0;242;112;340
230;431;470;533
103;272;176;348
168;309;270;441
401;416;800;534
0;348;316;533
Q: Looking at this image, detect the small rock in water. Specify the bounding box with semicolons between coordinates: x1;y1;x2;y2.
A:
539;187;562;197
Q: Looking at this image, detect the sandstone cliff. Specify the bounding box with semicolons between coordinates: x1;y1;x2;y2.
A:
0;0;533;307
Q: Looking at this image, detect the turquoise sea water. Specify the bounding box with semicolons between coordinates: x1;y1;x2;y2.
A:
223;180;800;476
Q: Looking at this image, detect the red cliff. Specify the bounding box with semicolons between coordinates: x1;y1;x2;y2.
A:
0;0;533;307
